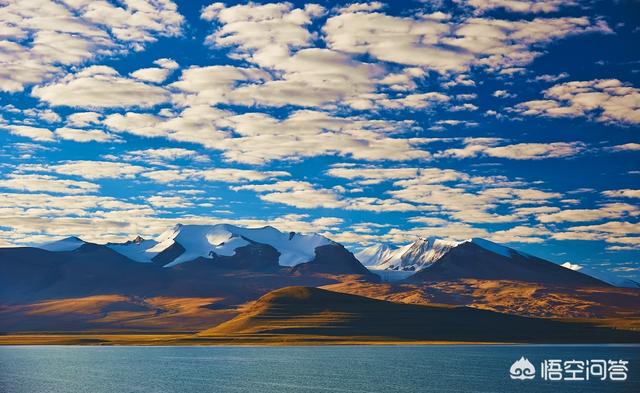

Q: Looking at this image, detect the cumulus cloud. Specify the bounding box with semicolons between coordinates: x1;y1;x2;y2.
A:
32;66;170;108
326;166;420;184
604;143;640;153
0;0;183;92
437;140;585;160
19;161;146;179
169;65;270;107
513;79;640;124
141;168;289;184
130;58;180;83
457;0;577;14
66;112;103;127
323;9;610;73
130;67;172;83
103;105;229;145
602;189;640;199
103;108;430;164
2;125;55;141
55;127;120;143
0;174;99;194
234;180;421;212
201;2;323;68
221;110;431;164
483;142;586;159
537;203;639;223
117;148;210;165
0;191;346;245
552;221;640;250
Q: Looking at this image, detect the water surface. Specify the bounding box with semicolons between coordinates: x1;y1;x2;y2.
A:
0;345;637;392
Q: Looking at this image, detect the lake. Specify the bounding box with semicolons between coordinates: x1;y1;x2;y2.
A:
0;345;638;392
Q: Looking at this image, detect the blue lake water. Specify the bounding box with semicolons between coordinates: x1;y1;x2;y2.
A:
0;345;638;393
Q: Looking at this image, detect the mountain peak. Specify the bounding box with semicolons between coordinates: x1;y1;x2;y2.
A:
107;223;333;268
466;238;513;258
39;236;86;252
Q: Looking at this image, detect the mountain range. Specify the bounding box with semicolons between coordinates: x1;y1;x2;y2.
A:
31;224;638;288
357;236;639;288
1;223;639;343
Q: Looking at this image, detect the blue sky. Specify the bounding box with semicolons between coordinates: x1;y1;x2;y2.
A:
0;0;638;279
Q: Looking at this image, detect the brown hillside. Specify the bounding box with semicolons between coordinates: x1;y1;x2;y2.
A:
199;286;640;343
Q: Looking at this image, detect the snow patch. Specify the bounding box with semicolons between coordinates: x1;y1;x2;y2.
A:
355;244;395;267
365;237;462;272
107;239;159;263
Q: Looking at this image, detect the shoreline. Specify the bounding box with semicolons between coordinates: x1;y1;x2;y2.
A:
1;333;638;346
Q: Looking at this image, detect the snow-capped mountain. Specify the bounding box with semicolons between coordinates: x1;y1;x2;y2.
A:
561;262;640;289
355;244;396;267
106;224;334;268
360;237;512;273
359;237;611;287
378;237;464;272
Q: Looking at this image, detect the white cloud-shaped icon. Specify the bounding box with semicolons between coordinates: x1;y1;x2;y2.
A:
510;356;536;380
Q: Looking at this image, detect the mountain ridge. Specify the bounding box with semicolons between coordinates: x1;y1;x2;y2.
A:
359;237;625;287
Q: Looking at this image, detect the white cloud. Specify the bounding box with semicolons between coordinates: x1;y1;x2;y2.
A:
141;168;289;184
0;174;99;194
483;142;586;159
66;111;102;127
170;65;270;107
457;0;577;14
2;125;55;141
533;72;569;83
217;110;431;164
130;67;172;83
602;189;640;199
234;180;421;212
20;161;146;179
55;127;119;143
227;48;384;109
118;148;209;165
323;10;610;73
105;108;431;164
605;143;640;152
538;203;639;223
128;57;179;84
552;221;640;250
326;166;419;184
513;79;640;124
437;140;585;160
202;2;323;68
338;2;386;13
154;58;179;69
0;0;183;92
493;89;515;98
32;66;170;108
103;105;230;148
376;92;450;110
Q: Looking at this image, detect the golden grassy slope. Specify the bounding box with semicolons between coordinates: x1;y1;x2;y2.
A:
0;295;236;332
198;286;640;343
322;279;640;319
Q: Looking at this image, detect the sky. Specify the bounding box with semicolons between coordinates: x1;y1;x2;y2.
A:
0;0;638;279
